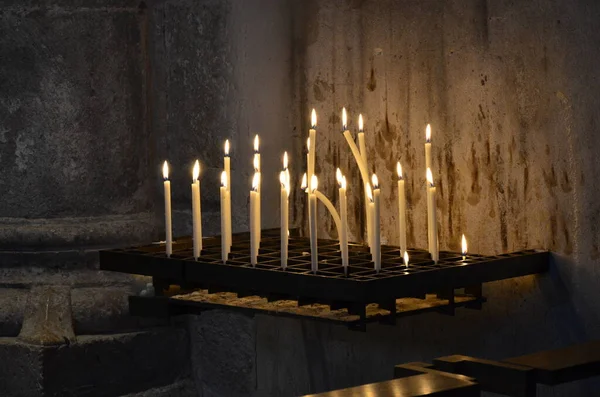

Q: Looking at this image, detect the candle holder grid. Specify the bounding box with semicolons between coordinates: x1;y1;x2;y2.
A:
100;228;549;330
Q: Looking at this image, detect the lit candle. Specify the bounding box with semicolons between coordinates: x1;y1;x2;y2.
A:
337;168;349;271
253;135;261;247
308;109;316;181
250;173;259;266
427;168;439;263
425;124;432;169
404;251;409;267
462;234;468;261
191;160;202;259
371;174;381;272
280;153;290;269
340;108;371;247
220;171;228;264
224;140;232;252
397;162;407;256
162;161;172;257
309;175;319;273
358;114;372;250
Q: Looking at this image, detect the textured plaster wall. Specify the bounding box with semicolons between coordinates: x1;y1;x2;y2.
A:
192;1;600;396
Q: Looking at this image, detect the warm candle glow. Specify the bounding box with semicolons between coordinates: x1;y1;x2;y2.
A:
252;173;259;191
462;234;468;256
396;162;403;180
283;151;288;169
279;170;286;187
426;124;431;143
306;137;310;151
336;168;343;186
426;168;434;187
301;173;307;191
404;251;409;266
221;170;227;188
162;161;169;180
224;139;230;156
310;175;318;193
192;160;200;181
311;108;317;128
342;107;348;130
358;114;364;132
366;183;373;202
253;153;259;172
254;134;259;153
371;174;379;189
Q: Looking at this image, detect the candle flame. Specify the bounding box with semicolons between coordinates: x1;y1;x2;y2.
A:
341;176;347;190
193;160;200;181
301;173;307;190
254;134;259;152
311;108;317;128
283;151;288;170
162;161;169;180
426;124;431;143
224;139;230;156
342;107;347;130
426;168;434;186
310;174;318;193
366;183;373;202
462;234;468;255
252;173;259;191
371;173;379;189
253;153;259;172
336;168;343;184
396;162;403;180
404;251;409;266
279;170;286;187
221;171;228;188
358;114;364;132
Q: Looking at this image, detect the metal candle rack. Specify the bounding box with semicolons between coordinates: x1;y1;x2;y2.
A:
100;228;549;330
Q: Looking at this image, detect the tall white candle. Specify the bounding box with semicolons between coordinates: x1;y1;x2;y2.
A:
250;173;259;266
224;140;232;251
191;160;202;259
371;174;381;272
280;153;290;269
341;108;371;247
309;175;319;274
336;168;349;271
162;161;172;257
427;168;439;263
220;171;228;264
425;124;432;169
308;109;316;180
358;114;372;250
396;162;407;256
253;138;261;247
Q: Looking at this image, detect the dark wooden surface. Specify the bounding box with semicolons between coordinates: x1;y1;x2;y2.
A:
504;340;600;385
302;373;479;397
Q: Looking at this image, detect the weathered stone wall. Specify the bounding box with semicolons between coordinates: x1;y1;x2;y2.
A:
189;1;600;396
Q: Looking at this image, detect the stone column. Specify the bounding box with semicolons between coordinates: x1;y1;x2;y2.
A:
0;2;190;395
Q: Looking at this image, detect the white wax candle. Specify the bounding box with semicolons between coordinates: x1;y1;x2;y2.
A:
309;175;319;273
427;168;439;263
425;124;432;170
191;160;202;259
253;136;261;247
162;161;172;257
397;162;407;256
280;169;289;269
426;169;433;255
308;109;317;179
337;169;349;270
372;174;381;272
224;140;232;251
250;173;259;266
220;171;228;264
357;114;372;249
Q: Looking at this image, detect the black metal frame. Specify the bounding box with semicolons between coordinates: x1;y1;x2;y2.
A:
99;228;549;328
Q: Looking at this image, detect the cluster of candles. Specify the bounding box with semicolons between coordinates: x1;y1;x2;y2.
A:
161;108;469;273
